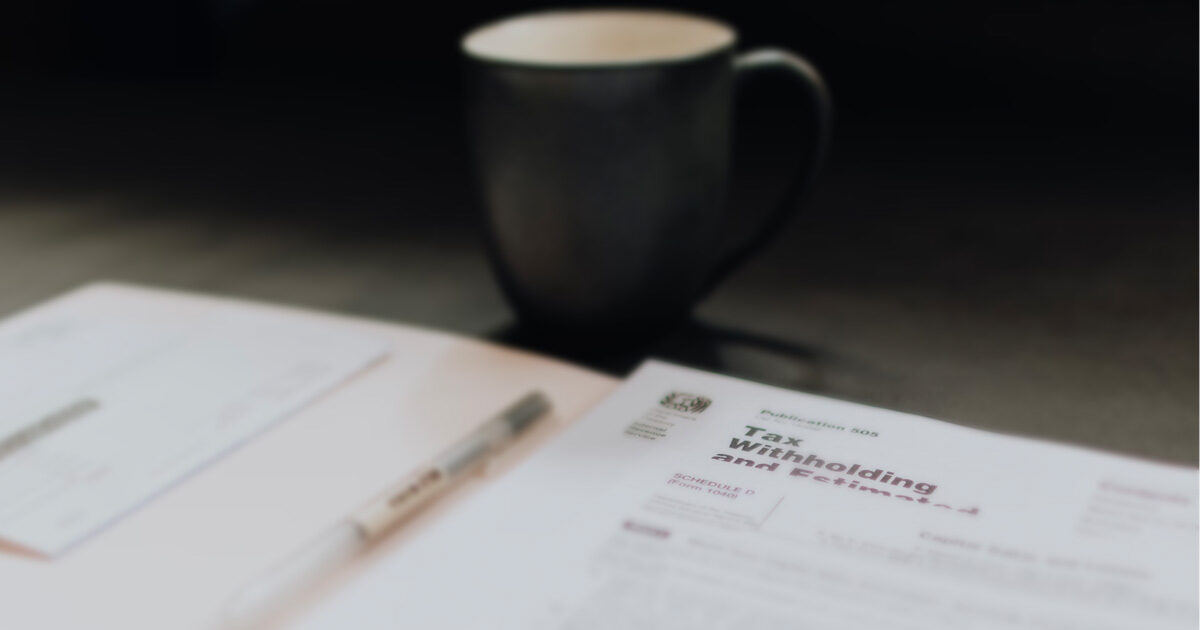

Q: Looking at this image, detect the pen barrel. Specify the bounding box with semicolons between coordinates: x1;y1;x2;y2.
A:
351;466;450;539
441;419;514;474
351;393;550;539
225;391;553;627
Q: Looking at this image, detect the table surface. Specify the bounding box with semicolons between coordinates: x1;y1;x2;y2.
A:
0;85;1194;465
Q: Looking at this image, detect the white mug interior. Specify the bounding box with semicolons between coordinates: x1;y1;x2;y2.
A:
462;10;736;66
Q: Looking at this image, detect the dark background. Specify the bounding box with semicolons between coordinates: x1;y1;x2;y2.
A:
0;2;1195;461
0;1;1193;216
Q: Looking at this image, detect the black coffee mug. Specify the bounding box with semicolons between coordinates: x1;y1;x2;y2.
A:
463;9;831;339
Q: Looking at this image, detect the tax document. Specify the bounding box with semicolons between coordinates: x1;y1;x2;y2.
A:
296;361;1198;630
0;284;387;556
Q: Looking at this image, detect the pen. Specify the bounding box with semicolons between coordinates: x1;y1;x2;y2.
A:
223;391;552;627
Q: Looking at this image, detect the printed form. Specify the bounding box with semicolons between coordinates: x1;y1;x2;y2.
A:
296;361;1198;630
0;285;387;556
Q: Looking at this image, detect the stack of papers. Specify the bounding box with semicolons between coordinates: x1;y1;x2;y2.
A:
296;361;1198;629
0;283;1193;630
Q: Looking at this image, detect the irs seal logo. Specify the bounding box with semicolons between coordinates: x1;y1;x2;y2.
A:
659;392;712;414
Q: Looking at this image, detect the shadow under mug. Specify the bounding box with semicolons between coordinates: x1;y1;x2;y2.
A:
464;9;831;342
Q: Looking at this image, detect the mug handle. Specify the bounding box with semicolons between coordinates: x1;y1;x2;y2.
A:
704;48;833;293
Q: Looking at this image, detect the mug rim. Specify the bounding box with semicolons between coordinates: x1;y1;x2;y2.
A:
461;8;739;70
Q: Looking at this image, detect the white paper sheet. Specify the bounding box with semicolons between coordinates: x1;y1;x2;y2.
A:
295;360;1199;630
0;285;388;555
0;282;618;630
